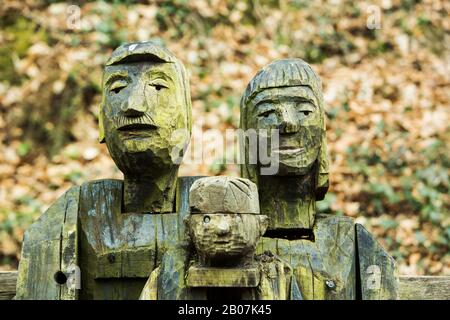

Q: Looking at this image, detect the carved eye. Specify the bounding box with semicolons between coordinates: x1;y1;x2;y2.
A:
298;102;315;117
149;81;168;91
153;84;166;91
203;215;211;223
110;80;127;94
258;110;273;118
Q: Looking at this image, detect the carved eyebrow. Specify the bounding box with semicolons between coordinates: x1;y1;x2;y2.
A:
147;70;174;83
253;94;315;109
254;103;276;113
104;71;129;87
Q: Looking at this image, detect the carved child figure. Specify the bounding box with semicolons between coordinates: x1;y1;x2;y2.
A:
140;176;302;300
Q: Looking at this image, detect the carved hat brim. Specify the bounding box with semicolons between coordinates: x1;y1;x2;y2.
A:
105;40;177;66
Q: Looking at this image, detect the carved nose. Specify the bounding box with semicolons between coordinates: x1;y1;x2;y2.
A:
122;93;147;117
278;107;299;134
216;221;230;236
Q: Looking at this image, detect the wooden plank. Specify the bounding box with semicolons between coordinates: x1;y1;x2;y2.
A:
76;177;200;299
174;176;204;241
398;276;450;300
60;186;80;300
186;266;260;288
355;223;398;300
78;179;155;299
0;271;17;300
15;186;80;300
1;271;450;300
156;245;195;299
271;215;356;300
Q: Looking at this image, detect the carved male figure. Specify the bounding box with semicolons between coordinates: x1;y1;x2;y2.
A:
240;59;398;299
16;41;197;299
99;41;192;213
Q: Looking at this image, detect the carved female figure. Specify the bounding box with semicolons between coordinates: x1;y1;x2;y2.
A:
240;59;398;299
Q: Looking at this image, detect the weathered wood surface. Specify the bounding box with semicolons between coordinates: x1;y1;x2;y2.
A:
239;59;330;231
0;271;17;300
1;271;449;299
356;223;398;300
189;176;260;214
100;41;193;214
78;177;201;300
187;176;267;268
186;266;260;288
257;214;357;300
15;186;80;300
60;186;80;300
258;174;317;230
13;176;203;300
398;276;450;300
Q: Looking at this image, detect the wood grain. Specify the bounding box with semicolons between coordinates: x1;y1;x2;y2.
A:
398;276;450;300
239;59;330;231
257;214;357;300
2;271;450;300
0;271;17;300
186;266;260;287
356;223;398;300
189;176;260;214
15;186;80;300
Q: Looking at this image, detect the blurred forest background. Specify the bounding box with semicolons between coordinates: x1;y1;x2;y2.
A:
0;0;448;275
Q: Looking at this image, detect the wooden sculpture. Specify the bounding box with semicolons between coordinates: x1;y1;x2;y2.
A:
239;59;398;299
140;176;301;300
15;41;198;300
15;43;398;300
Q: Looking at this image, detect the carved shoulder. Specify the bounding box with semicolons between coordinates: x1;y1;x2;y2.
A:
355;223;398;300
16;185;80;300
258;214;357;299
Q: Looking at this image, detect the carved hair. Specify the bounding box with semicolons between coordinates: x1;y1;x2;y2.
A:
239;59;329;199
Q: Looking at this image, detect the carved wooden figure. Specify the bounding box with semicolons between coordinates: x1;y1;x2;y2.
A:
188;177;264;268
140;176;301;300
15;44;398;300
240;59;398;299
15;41;198;300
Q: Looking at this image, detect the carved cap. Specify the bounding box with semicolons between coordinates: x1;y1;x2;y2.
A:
105;40;177;66
189;176;260;214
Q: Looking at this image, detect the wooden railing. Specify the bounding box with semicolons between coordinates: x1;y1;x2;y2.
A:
0;271;17;300
1;271;449;300
397;275;450;300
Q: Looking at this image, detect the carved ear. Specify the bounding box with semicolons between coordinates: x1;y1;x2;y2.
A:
98;108;106;144
258;215;269;236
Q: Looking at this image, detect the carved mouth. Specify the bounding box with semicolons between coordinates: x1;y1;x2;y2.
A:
118;123;157;132
273;147;305;155
117;123;158;140
214;240;231;244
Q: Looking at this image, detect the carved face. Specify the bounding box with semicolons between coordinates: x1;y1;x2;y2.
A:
247;86;322;175
187;214;268;266
101;62;190;176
